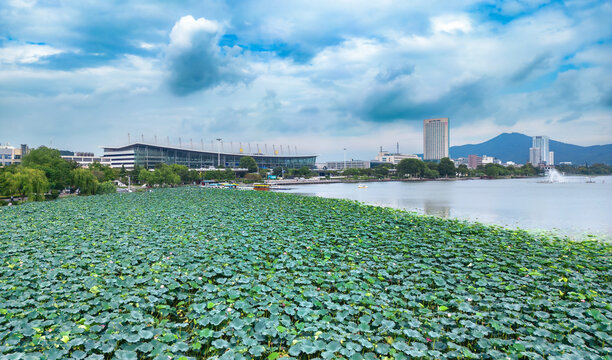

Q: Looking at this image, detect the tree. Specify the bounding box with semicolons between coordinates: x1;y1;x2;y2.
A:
139;168;153;185
170;164;190;183
438;157;456;177
272;167;283;177
457;164;469;176
21;146;75;190
71;168;99;195
239;156;258;173
153;164;180;186
373;164;391;178
97;181;117;194
397;158;425;178
4;168;49;201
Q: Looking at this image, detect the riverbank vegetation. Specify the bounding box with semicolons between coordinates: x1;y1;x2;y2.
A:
1;188;609;359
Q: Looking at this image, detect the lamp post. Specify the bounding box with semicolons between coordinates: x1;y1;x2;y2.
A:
343;148;347;172
216;138;222;168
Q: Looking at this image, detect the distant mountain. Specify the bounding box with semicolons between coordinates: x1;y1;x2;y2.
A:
450;133;612;165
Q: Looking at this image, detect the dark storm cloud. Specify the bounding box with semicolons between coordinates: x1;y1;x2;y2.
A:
354;80;489;125
511;53;552;82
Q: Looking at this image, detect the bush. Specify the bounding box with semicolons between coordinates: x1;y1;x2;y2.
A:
97;181;117;195
44;190;60;201
244;173;262;181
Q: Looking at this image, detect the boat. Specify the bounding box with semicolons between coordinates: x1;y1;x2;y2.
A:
586;177;596;183
357;184;368;189
253;183;271;191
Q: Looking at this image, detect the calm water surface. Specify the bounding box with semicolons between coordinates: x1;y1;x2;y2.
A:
277;176;612;239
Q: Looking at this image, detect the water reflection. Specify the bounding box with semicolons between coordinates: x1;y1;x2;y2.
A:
423;200;451;218
276;176;612;239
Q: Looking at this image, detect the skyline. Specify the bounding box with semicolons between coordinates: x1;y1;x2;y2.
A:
1;1;611;161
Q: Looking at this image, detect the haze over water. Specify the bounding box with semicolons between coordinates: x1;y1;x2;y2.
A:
280;176;612;240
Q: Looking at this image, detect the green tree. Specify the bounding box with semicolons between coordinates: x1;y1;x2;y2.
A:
272;166;283;177
22;146;75;190
71;168;99;195
223;168;236;181
4;167;49;201
139;168;153;185
457;164;469;176
373;164;391;178
97;181;117;194
438;157;456;177
239;156;258;173
153;164;180;186
170;164;190;183
397;158;425;178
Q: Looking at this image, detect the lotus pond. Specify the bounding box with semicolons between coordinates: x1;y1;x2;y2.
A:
0;187;610;360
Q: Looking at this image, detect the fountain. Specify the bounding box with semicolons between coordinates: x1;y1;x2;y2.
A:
541;168;566;183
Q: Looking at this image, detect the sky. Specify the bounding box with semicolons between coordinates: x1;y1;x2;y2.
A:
1;0;611;161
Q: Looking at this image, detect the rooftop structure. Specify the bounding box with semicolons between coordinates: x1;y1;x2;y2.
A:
102;142;317;170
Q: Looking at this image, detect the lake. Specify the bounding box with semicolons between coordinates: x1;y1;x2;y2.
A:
276;175;612;240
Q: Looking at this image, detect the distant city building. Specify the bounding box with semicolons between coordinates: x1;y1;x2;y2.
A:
375;150;420;165
529;147;541;165
103;142;317;170
468;154;482;169
0;144;27;166
423;118;449;161
481;155;495;165
61;151;110;167
325;160;371;170
559;161;572;165
529;136;553;165
549;151;554;166
454;157;469;166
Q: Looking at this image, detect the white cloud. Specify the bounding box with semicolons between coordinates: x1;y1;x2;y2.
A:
0;44;63;64
431;14;473;34
169;15;220;50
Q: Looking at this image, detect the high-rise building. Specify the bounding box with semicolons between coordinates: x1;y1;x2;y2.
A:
423;118;449;161
549;151;554;166
529;136;551;165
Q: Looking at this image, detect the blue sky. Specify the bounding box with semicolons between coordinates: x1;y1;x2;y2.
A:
1;0;611;161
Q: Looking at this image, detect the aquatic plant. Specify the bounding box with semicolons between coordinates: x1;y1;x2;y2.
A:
0;187;610;359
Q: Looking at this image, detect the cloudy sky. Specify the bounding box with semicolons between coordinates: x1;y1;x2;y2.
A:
1;0;611;160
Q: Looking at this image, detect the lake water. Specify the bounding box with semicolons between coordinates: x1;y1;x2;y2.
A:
276;176;612;240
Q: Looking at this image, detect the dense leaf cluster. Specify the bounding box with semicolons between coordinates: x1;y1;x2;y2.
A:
0;188;610;359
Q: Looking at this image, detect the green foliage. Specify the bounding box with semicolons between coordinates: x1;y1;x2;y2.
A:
397;158;425;178
0;188;609;359
2;167;49;200
21;146;75;190
71;168;99;195
96;181;117;194
557;163;612;175
204;169;235;181
438;157;456;177
239;156;258;173
272;166;284;177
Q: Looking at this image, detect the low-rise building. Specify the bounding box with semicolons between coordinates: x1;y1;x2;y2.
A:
0;144;28;166
375;150;420;165
324;160;371;170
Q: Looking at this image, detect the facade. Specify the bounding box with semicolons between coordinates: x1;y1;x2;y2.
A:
530;136;552;165
324;160;371;170
481;155;495;165
423;118;449;160
549;151;554;166
468;154;482;169
102;142;317;170
375;151;420;165
61;152;110;167
0;144;27;166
